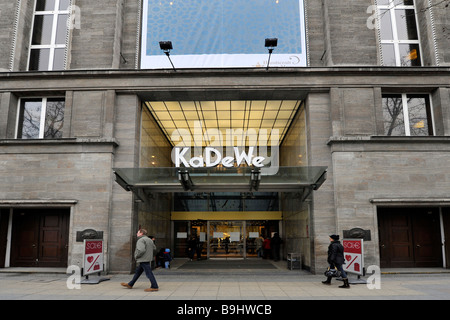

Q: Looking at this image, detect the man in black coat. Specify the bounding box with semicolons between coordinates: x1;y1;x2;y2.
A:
322;234;350;288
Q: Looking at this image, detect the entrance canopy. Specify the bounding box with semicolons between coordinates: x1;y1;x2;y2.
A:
113;166;327;200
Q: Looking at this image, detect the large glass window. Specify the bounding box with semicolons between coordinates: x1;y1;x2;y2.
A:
17;98;65;139
377;0;421;66
28;0;70;71
382;94;433;136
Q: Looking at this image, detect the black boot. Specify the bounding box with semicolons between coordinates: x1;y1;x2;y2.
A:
322;277;332;285
339;278;350;288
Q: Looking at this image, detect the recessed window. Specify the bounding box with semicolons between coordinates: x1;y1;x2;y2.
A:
17;98;65;139
377;0;421;66
28;0;70;71
382;94;433;136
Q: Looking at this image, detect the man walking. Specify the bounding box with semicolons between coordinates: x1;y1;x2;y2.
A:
121;229;159;292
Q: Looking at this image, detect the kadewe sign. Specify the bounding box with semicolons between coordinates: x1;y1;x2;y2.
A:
343;239;364;276
83;240;104;276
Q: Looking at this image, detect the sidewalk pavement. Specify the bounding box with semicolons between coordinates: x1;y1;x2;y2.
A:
1;258;450;301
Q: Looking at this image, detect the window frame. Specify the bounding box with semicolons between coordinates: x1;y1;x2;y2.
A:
377;0;423;66
27;0;71;71
15;97;66;139
381;93;435;136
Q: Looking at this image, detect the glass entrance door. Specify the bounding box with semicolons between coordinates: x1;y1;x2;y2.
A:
208;221;243;258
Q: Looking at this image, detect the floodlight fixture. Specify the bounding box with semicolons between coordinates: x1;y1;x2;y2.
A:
265;38;278;70
159;41;176;71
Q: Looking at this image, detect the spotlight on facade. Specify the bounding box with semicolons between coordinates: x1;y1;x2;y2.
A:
265;38;278;70
159;41;176;71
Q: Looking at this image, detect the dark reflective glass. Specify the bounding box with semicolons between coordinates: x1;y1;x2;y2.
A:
55;14;68;44
53;48;66;70
399;43;421;66
31;15;54;45
382;95;405;135
29;48;50;71
59;0;71;10
44;99;65;138
379;10;394;40
18;100;42;139
395;9;418;40
381;44;396;66
35;0;56;11
407;95;430;136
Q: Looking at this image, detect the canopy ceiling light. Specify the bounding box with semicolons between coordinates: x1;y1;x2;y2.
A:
265;38;278;70
159;41;176;71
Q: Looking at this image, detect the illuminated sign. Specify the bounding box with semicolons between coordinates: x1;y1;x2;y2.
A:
170;121;279;174
141;0;307;69
174;146;265;168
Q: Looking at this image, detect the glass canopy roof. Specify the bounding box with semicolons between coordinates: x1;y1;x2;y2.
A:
144;100;302;147
113;166;327;195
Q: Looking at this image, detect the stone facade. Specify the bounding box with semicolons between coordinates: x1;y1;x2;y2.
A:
0;0;449;273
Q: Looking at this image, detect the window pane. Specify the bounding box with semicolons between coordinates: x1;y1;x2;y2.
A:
395;9;418;40
31;15;54;45
399;43;421;66
407;96;431;136
379;10;393;40
55;14;68;44
381;44;396;66
18;100;42;139
395;0;414;5
59;0;71;10
35;0;56;11
377;0;390;5
53;48;66;70
44;99;65;139
383;95;405;136
29;49;50;71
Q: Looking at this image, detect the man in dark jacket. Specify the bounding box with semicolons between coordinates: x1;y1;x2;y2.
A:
322;234;350;288
121;229;159;292
271;233;282;261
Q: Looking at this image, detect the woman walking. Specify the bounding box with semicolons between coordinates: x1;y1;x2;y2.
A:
322;234;350;288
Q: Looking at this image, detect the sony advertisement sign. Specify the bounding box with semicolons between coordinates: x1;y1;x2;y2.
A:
141;0;307;69
171;121;279;175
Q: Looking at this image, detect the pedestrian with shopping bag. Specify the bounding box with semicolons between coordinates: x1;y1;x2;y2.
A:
322;234;350;288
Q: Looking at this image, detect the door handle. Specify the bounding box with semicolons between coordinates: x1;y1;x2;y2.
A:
380;244;385;248
32;244;36;248
416;244;421;248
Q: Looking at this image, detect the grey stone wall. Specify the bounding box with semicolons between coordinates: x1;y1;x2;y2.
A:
0;140;116;268
109;93;141;272
0;1;17;71
305;92;336;274
69;0;124;69
427;0;450;66
1;0;449;70
329;138;450;266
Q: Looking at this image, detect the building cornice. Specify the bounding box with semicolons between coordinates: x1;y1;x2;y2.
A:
1;67;449;100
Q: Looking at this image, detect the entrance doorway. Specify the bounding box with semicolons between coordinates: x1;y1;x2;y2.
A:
378;207;443;268
209;221;243;258
10;208;70;268
174;219;279;260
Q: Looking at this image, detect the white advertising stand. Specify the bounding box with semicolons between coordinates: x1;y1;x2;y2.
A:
342;239;367;284
81;240;110;284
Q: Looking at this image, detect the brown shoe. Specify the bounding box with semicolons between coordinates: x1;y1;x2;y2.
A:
144;288;159;292
121;283;132;289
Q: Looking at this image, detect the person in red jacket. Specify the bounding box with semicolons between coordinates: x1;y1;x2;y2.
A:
263;236;271;259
